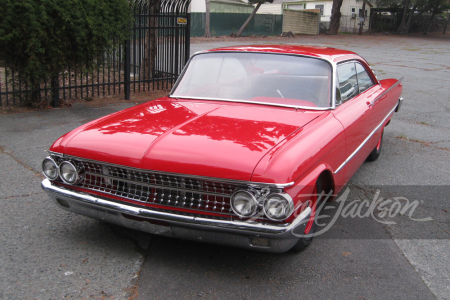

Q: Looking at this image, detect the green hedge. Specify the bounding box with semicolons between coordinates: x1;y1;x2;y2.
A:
0;0;132;101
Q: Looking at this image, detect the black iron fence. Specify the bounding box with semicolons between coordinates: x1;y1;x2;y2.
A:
0;0;191;107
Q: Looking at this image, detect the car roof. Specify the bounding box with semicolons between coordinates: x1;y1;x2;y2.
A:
201;44;358;61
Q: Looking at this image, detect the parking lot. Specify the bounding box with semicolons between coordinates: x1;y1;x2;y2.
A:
1;34;449;299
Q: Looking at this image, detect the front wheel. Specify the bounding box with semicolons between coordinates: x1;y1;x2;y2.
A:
291;178;322;252
367;129;384;161
291;220;316;252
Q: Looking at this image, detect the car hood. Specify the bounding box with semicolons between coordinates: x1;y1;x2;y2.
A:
53;98;323;181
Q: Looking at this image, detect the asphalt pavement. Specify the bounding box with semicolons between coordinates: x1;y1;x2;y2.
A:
0;34;449;299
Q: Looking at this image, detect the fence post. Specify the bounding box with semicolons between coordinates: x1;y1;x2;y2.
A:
51;75;59;107
124;39;131;100
0;68;2;107
185;13;190;63
175;26;179;75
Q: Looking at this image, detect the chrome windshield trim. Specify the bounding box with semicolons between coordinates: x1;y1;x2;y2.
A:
169;95;333;111
42;178;310;235
53;155;295;189
334;104;398;174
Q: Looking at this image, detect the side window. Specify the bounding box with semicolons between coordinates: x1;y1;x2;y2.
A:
355;62;374;93
359;8;368;18
315;4;324;15
337;62;358;103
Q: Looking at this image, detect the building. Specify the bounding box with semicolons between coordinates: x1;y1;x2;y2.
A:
188;0;372;35
189;0;283;36
256;0;373;33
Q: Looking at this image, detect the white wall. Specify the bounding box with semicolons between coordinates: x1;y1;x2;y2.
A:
341;0;371;18
257;3;283;14
189;0;206;13
286;0;372;29
340;0;371;31
303;2;333;22
239;0;372;31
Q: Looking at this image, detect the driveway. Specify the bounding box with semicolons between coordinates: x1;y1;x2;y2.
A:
0;34;448;299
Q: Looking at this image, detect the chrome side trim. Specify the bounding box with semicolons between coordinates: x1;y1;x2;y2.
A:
51;154;295;189
334;105;398;174
49;151;64;158
369;77;403;106
252;182;295;189
41;178;311;235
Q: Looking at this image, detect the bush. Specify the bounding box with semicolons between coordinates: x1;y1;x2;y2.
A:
0;0;132;103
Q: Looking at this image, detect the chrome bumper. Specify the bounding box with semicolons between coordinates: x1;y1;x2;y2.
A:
395;97;404;112
41;179;311;253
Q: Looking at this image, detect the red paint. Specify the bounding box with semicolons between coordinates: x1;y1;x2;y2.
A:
204;45;357;61
52;98;323;181
49;46;402;220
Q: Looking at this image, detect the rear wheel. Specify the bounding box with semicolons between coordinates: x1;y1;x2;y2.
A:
367;129;384;161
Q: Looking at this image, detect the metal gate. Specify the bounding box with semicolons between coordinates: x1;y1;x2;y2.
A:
0;0;191;107
126;0;191;99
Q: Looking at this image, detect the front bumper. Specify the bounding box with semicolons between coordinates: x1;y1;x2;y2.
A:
42;179;310;253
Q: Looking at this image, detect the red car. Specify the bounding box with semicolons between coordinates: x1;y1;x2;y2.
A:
41;45;403;253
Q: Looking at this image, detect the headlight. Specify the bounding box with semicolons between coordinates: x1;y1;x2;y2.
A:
231;190;258;217
59;161;79;184
42;158;59;180
263;193;294;221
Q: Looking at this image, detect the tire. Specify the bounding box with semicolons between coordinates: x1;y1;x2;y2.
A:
291;219;316;252
367;129;384;162
291;177;322;253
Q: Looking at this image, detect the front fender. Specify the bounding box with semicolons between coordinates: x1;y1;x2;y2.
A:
251;111;345;194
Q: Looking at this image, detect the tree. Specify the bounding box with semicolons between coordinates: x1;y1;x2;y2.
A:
235;0;274;37
328;0;344;34
205;0;211;37
392;0;450;34
423;0;449;34
443;10;450;33
424;0;439;34
359;0;367;34
142;0;162;81
397;0;411;32
0;0;132;105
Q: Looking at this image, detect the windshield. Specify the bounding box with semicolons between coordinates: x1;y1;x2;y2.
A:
171;52;332;109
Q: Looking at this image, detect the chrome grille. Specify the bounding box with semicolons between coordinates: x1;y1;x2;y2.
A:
71;159;241;216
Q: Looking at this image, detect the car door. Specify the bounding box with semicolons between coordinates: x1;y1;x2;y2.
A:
332;61;382;183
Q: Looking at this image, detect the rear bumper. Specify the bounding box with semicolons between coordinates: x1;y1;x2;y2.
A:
41;179;310;253
395;97;404;112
